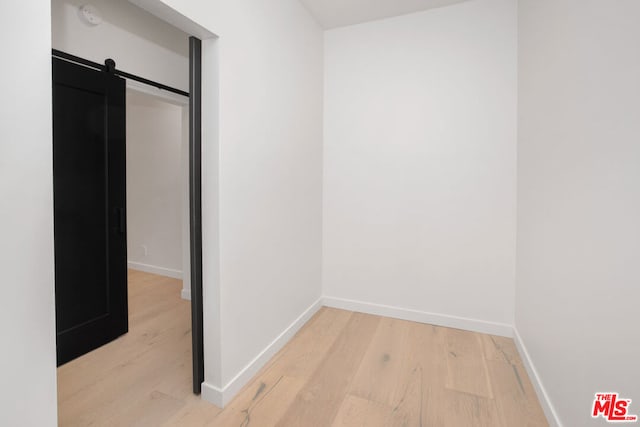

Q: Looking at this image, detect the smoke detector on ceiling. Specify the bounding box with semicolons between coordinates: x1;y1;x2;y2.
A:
79;4;103;26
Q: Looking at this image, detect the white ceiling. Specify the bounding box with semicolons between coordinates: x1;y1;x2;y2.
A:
299;0;470;29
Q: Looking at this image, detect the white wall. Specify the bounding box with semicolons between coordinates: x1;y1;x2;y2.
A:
52;0;189;92
323;0;517;331
216;1;324;391
516;1;640;425
0;1;58;426
180;105;191;299
139;0;324;403
126;90;184;278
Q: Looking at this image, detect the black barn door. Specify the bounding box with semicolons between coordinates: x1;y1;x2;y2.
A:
53;58;128;366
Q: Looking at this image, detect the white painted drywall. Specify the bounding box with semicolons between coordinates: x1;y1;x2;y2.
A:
207;0;324;391
0;1;58;426
180;105;191;299
51;0;189;92
126;90;184;278
323;0;517;327
142;0;325;396
516;1;640;425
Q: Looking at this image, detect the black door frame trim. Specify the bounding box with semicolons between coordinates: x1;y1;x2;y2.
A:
189;36;205;394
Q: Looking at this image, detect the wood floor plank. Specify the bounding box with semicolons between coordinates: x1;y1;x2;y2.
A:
480;332;548;425
58;271;193;426
209;374;305;427
59;330;192;425
104;390;186;427
407;321;449;425
275;312;380;427
444;328;494;398
153;347;194;401
408;321;448;389
161;397;222;427
58;306;191;409
58;276;189;403
348;317;411;403
424;388;505;427
485;354;548;426
331;394;404;427
270;307;354;380
481;334;522;365
347;317;426;425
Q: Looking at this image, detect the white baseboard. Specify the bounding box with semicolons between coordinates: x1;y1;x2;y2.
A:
322;296;513;338
180;288;191;301
128;261;183;280
201;298;323;408
513;327;563;427
201;382;224;408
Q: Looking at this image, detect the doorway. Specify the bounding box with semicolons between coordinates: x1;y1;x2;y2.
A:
52;44;203;387
51;0;204;397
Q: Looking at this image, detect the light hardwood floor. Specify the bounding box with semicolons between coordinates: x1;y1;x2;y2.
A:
58;270;548;426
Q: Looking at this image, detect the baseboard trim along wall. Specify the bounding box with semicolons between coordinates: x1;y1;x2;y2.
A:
201;298;323;408
180;288;191;301
322;296;513;338
513;327;563;427
128;261;183;280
